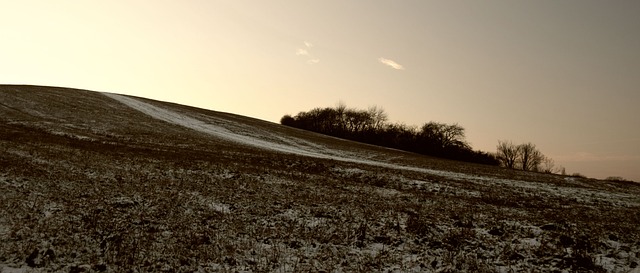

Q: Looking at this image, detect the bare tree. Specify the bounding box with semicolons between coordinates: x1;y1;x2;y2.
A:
540;156;557;174
335;101;348;133
367;105;388;130
345;109;373;134
518;143;544;171
497;141;547;171
496;140;520;169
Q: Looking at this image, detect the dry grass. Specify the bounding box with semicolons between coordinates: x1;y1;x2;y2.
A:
1;85;640;272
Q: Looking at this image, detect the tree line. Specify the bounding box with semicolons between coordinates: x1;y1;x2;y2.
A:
281;104;499;165
281;104;632;180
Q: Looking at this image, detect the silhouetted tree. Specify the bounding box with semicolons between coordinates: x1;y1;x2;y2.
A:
518;142;544;171
420;122;469;150
335;102;348;134
496;140;520;169
497;140;549;172
280;115;295;127
540;156;561;174
281;103;499;166
344;109;372;134
367;105;388;130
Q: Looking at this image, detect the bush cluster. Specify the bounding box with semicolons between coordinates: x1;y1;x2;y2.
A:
281;104;499;165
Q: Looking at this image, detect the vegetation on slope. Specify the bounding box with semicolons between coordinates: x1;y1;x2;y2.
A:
2;85;640;272
281;104;499;165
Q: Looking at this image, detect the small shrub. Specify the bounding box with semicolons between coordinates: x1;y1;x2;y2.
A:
571;173;586;178
605;176;628;182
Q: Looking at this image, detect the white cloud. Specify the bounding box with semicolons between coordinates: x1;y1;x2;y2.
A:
296;41;319;64
378;57;404;70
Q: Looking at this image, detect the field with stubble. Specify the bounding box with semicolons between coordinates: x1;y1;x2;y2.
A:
1;85;639;272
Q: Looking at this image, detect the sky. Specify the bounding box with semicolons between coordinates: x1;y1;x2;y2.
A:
1;0;639;181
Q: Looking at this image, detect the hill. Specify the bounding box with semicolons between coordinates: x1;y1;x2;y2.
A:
1;85;639;272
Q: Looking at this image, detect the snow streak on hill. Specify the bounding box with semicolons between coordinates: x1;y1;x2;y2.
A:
101;92;449;173
102;92;329;158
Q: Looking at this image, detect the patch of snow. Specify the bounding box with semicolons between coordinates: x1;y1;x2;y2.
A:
263;176;294;186
358;243;387;257
46;129;94;141
519;238;541;248
305;217;327;229
0;265;26;273
594;255;618;272
332;167;366;175
277;209;299;220
42;203;63;218
407;179;429;187
0;264;50;273
109;196;139;207
6;149;52;166
603;240;622;250
208;203;231;214
374;187;403;197
189;192;233;214
521;225;544;237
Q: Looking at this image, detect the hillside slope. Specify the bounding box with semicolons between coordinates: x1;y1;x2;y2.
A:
1;85;639;272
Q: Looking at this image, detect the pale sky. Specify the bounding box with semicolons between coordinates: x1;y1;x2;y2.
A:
2;0;639;181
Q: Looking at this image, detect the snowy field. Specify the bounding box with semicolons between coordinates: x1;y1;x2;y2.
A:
1;86;639;272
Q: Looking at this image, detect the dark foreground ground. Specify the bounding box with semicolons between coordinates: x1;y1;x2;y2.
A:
1;85;639;272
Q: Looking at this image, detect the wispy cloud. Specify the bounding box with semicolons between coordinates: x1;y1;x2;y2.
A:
296;41;318;64
378;57;404;70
